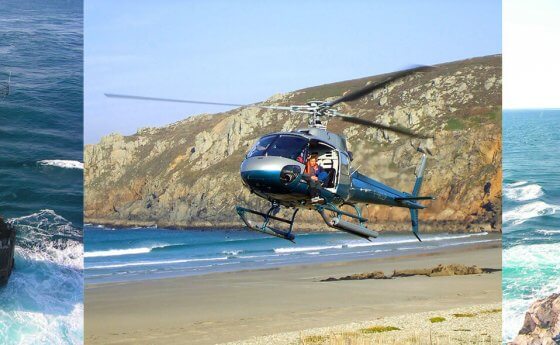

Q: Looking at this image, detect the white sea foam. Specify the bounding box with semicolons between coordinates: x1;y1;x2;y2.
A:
274;245;343;254
1;210;83;344
84;247;152;258
504;182;544;201
8;209;82;269
222;250;243;256
535;229;560;235
503;243;560;342
503;201;560;225
38;159;84;169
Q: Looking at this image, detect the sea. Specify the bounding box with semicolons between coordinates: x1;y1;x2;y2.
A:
502;110;560;342
84;226;500;284
0;1;83;344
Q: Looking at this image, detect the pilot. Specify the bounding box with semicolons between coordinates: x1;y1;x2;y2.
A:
304;155;328;203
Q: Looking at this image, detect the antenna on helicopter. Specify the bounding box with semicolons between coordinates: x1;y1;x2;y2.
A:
0;71;11;101
105;65;435;139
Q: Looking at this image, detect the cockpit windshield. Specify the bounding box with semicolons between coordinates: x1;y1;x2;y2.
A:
247;135;308;161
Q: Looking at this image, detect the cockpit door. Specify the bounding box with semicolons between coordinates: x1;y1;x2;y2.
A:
336;151;351;199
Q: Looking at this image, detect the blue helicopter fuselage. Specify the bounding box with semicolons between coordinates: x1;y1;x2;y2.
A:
239;128;424;210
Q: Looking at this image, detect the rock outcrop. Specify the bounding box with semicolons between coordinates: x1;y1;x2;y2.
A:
85;55;502;232
322;271;389;282
393;264;486;277
321;264;493;282
510;294;560;345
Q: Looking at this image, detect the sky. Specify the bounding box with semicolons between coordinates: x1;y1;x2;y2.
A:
503;0;560;109
85;0;501;144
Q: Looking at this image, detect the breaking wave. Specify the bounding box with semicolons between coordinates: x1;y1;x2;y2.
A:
504;182;544;202
535;229;560;236
88;257;228;270
503;201;560;225
0;210;83;344
503;243;560;342
85;247;152;258
37;160;84;170
274;232;489;254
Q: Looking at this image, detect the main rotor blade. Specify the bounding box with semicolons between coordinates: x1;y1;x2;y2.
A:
333;112;432;139
104;93;293;111
325;65;433;107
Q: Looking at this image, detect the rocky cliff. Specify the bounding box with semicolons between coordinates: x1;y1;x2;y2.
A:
85;55;502;233
510;294;560;345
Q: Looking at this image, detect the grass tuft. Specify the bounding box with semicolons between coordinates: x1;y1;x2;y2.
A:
429;316;446;323
481;308;502;314
445;118;465;131
452;313;476;318
360;325;401;334
300;334;328;345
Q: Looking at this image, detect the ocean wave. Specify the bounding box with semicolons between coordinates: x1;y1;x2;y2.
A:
503;201;560;225
7;209;82;269
503;243;560;270
37;159;83;169
87;244;249;258
504;182;544;201
274;245;343;254
84;247;152;258
86;257;228;270
535;229;560;235
1;210;83;344
348;232;488;248
273;233;489;254
222;250;243;256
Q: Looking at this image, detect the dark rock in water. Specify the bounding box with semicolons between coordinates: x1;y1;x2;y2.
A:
0;217;16;285
510;293;560;345
0;217;11;237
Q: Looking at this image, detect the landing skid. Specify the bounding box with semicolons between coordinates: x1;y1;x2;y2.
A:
236;204;297;242
237;202;379;242
315;203;378;241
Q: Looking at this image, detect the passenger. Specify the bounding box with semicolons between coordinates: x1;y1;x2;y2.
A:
305;155;329;184
304;155;326;203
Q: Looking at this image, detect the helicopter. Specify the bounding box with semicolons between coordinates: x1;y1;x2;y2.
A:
105;65;435;242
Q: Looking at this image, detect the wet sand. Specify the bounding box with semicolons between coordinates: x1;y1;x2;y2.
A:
85;242;501;345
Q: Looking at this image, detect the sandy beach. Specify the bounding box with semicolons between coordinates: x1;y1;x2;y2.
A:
85;242;501;345
222;303;502;345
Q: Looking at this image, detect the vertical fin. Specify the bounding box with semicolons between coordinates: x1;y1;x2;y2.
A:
412;153;427;197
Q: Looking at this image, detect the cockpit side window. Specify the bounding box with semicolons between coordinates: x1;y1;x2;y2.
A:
247;135;277;158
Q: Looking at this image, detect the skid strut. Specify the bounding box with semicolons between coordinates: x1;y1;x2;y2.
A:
236;204;298;242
